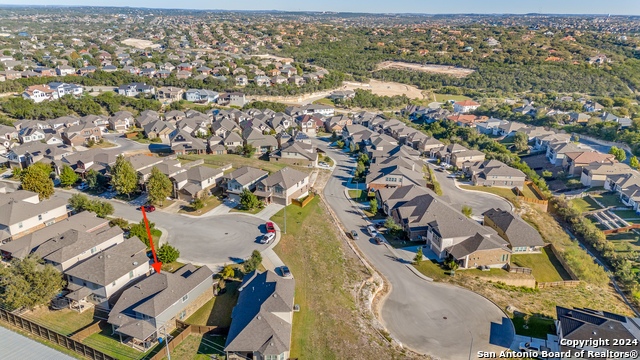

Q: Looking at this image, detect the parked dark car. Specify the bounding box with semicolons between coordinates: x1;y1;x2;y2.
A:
350;230;359;240
137;205;156;212
280;266;292;277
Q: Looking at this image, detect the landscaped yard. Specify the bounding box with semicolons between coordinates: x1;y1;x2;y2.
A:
271;198;402;359
229;206;263;215
511;247;571;283
27;307;95;336
512;314;556;339
591;193;626;208
185;281;240;328
570;196;602;213
348;189;369;202
161;261;185;273
160;334;225;360
178;154;295;174
413;259;451;281
178;195;223;215
460;185;518;204
612;209;640;221
82;327;144;359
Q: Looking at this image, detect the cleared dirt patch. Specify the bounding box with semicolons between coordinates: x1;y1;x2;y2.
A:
376;61;475;78
343;79;426;99
121;38;161;49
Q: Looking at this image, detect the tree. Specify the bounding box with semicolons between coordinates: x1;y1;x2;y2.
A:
513;132;529;152
242;144;256;158
384;216;402;235
69;193;91;212
355;160;366;178
446;258;459;273
21;163;54;200
630;156;639;170
461;205;473;218
109;217;130;230
369;197;378;213
414;247;423;264
240;188;261;210
68;193;114;218
147;167;172;206
157;244;180;263
0;255;65;311
11;167;22;179
609;146;626;162
541;170;554;178
244;250;263;273
221;265;235;280
129;220;157;247
192;196;205;210
59;165;79;188
86;169;99;190
111;155;138;198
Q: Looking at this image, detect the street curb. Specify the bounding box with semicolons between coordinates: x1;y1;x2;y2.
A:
405;263;433;282
452;179;515;211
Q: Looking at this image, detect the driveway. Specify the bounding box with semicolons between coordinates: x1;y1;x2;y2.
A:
311;138;514;359
430;165;512;216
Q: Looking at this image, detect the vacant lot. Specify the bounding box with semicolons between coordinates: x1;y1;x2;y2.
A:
376;61;475;78
512;248;571;283
460;185;518;203
121;38;161;49
271;198;410;359
343;79;426;99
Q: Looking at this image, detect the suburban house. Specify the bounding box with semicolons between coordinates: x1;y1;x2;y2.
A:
534;133;571;150
63;237;150;310
143;120;176;142
169;129;207;155
109;111;134;133
562;151;616;177
225;270;295;360
117;83;155;97
62;122;103;146
286;104;334;117
157;87;185;103
107;264;214;350
243;128;278;155
453;100;481;113
580;162;630;187
225;167;269;202
33;226;124;271
224;132;244;152
218;92;247;107
184;89;219;103
497;121;528;137
18;127;46;143
450;149;486;168
48;82;83;98
0;190;68;243
555;307;640;355
546;141;583;165
463;159;527;189
366;164;426;190
22;84;56;102
375;185;436;215
172;165;224;201
254;167;310;205
269;141;318;167
482;208;545;253
391;193;511;268
325;114;352;132
430;143;471;165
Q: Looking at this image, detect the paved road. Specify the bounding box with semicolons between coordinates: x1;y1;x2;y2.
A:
0;325;75;360
430;166;513;216
313;139;514;359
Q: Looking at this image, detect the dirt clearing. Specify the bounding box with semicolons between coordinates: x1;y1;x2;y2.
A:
376;61;475;78
343;79;426;99
121;38;161;49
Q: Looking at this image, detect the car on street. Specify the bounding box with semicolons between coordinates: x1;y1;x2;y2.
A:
318;161;330;169
260;232;276;244
435;167;444;172
366;225;377;236
374;236;383;245
280;266;292;277
137;205;156;212
447;174;457;178
519;342;540;352
266;222;276;233
350;230;359;240
77;182;89;190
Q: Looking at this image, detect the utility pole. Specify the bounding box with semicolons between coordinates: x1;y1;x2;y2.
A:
284;203;287;234
162;326;171;360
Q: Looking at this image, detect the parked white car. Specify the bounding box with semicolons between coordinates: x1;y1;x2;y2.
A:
318;162;330;169
260;232;276;244
77;182;89;190
366;225;377;236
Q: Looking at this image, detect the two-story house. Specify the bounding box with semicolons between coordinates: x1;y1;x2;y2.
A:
464;159;526;190
269;141;318;167
482;208;545;253
254;167;310;205
0;190;68;243
224;167;269;203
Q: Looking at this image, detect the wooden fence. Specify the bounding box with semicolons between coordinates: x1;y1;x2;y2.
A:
538;280;581;289
145;321;228;360
291;193;315;208
147;325;193;360
506;264;532;275
535;244;582;288
0;308;117;360
603;224;640;234
515;181;549;212
70;320;107;342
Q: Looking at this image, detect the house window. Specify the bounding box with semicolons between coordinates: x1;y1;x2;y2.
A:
129;271;134;279
182;294;189;302
90;247;97;254
179;310;186;320
112;281;117;287
38;214;42;221
18;222;23;229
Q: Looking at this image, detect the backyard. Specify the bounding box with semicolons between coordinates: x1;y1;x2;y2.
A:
178;153;296;174
185;282;240;328
160;334;226;360
511;247;572;283
82;327;145;359
569;196;603;213
27;307;95;336
512;314;556;339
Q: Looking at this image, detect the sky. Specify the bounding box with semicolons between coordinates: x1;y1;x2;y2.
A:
1;0;639;15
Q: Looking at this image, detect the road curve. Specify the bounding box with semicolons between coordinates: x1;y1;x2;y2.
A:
315;139;514;359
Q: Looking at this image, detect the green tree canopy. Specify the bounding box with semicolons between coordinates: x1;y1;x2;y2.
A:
157;243;180;263
147;167;172;206
21;163;54;200
630;156;639;170
111;155;138;198
240;188;262;210
608;146;627;162
59;165;79;188
0;255;65;311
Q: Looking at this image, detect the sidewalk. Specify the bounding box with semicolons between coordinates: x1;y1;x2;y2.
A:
255;203;284;221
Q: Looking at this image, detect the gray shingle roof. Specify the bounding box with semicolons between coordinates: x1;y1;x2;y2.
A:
0;191;67;227
482;208;544;248
445;233;509;259
33;226;123;265
260;167;308;190
226;167;269;186
225;271;294;355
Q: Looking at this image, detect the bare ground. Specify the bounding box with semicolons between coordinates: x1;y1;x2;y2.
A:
376;61;475;78
343;79;427;99
121;38;161;49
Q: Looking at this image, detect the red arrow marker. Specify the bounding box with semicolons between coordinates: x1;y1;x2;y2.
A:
141;206;162;273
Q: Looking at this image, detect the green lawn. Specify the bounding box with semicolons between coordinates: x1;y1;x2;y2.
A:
161;261;185;273
178;195;223;215
511;247;571;283
230;206;263;215
178;154;295;174
570;196;602;213
512;314;555;339
460;185;518;204
185;282;240;328
82;328;144;359
413;259;451;281
160;334;225;360
591;193;625;208
613;210;640;221
348;189;371;202
28;308;95;336
521;183;546;200
313;98;335;106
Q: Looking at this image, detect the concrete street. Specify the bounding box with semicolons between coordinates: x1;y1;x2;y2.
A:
430;166;513;216
312;138;514;359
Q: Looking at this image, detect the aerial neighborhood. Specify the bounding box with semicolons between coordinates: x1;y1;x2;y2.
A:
1;5;640;360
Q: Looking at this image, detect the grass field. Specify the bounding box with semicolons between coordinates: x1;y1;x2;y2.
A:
512;315;556;339
185;282;239;328
178;154;295;174
433;93;472;102
512;247;571;283
313;98;335;106
28;307;94;336
160;334;225;360
83;328;143;359
570;196;602;213
613;209;640;220
271;198;401;359
460;185;518;204
591;193;626;208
